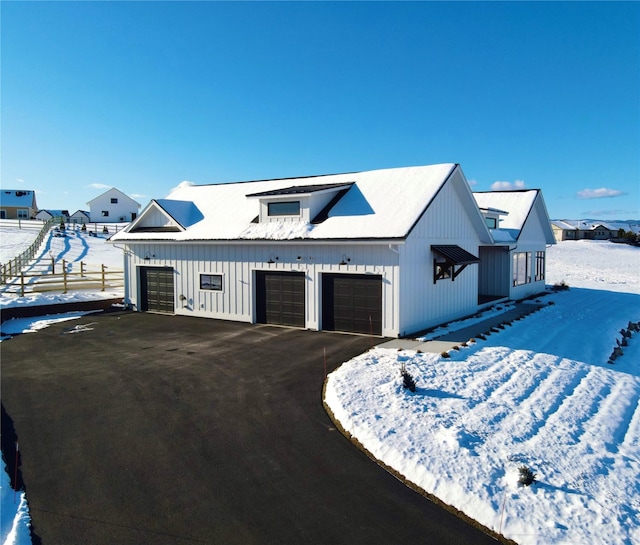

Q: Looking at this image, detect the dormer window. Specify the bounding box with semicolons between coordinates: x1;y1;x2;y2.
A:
478;206;507;230
268;201;300;216
246;182;354;224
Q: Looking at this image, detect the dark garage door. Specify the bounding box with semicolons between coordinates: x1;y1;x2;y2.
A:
140;267;175;313
323;274;382;335
256;271;305;327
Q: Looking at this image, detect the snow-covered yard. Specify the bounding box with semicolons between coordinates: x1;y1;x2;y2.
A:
0;224;124;310
1;226;639;545
326;240;640;545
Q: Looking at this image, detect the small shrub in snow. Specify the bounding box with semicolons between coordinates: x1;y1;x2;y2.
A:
518;465;536;487
440;351;451;358
552;280;570;291
399;361;416;392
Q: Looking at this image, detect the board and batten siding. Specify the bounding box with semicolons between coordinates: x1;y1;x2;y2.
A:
397;171;484;336
121;241;402;336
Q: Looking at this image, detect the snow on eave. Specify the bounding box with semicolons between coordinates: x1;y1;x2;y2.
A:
473;189;539;233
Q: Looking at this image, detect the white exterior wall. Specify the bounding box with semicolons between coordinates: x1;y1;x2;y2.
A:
89;189;139;223
397;172;484;336
120;241;402;337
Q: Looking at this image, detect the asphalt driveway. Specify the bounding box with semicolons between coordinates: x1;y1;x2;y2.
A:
1;311;499;544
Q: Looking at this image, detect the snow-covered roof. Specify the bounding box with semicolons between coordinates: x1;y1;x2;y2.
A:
473;190;540;242
37;209;69;217
551;220;578;231
112;164;459;242
87;187;141;207
1;189;37;208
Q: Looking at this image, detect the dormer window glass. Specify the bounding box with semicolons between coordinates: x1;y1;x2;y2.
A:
485;217;497;229
268;201;300;216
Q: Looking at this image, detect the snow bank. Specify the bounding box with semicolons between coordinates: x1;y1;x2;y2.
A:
326;240;640;545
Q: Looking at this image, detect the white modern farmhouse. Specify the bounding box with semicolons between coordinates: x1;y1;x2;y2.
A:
110;164;555;337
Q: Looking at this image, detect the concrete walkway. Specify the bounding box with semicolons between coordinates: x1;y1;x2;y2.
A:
378;301;546;353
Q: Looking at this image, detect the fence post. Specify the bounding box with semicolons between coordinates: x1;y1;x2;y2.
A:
101;264;106;291
63;265;68;294
20;273;25;297
51;254;55;275
81;262;85;277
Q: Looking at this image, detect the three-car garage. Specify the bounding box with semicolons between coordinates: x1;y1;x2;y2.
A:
139;266;383;335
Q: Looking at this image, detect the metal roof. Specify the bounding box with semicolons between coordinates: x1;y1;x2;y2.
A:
245;182;354;198
431;245;480;264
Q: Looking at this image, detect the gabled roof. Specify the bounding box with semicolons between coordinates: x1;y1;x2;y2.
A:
71;210;90;217
553;220;619;231
127;199;205;233
474;190;553;243
551;220;578;231
87;187;141;208
37;209;69;217
1;189;37;208
111;164;462;242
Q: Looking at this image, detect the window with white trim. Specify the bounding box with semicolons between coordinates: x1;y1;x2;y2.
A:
17;209;29;219
101;210;109;217
200;273;223;291
267;201;300;216
513;252;531;286
535;251;545;281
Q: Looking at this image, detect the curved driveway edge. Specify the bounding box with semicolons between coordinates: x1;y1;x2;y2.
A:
2;312;499;544
322;386;516;545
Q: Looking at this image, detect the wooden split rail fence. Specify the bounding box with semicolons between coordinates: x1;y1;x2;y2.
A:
1;219;124;296
2;259;124;297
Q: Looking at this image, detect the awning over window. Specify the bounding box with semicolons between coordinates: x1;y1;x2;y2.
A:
431;245;480;265
431;245;480;284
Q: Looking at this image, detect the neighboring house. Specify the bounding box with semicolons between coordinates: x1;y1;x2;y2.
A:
70;210;91;224
551;220;618;241
0;189;38;220
87;188;141;223
551;220;579;241
110;164;555;338
35;209;70;222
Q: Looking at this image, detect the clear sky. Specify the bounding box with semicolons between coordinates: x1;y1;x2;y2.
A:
1;1;638;220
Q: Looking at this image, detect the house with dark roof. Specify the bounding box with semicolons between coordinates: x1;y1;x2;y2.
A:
110;164;554;337
70;210;91;224
0;189;38;220
35;209;70;222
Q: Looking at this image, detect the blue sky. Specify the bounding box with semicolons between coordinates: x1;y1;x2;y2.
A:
2;1;638;220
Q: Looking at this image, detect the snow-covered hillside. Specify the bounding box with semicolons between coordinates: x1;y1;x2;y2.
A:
326;240;640;545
